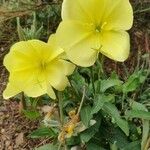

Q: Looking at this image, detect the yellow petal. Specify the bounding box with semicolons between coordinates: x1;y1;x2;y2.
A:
103;0;133;30
24;80;47;98
56;21;92;48
66;35;99;67
4;42;38;72
47;85;56;99
53;60;75;76
62;0;106;23
100;31;130;62
46;66;69;91
8;69;47;97
4;40;64;73
48;34;67;60
28;40;64;62
56;21;99;67
3;82;21;99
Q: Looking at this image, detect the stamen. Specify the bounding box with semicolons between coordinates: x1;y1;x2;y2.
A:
95;25;101;33
95;22;107;33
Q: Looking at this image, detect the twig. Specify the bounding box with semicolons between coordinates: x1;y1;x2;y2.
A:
77;86;86;115
134;7;150;14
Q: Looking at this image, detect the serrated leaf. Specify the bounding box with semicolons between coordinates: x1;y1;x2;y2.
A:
123;70;147;93
23;110;40;120
100;79;122;92
123;141;141;150
91;95;105;115
115;118;129;137
91;94;115;115
80;118;101;143
100;125;129;149
34;144;58;150
29;127;56;139
87;143;106;150
80;106;92;127
71;72;86;91
141;120;149;150
103;103;129;136
130;101;148;112
126;110;150;120
110;142;118;150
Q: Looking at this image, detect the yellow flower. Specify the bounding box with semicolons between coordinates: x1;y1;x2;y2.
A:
3;38;75;99
56;0;133;67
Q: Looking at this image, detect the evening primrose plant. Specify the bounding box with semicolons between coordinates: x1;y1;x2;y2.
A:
3;1;150;150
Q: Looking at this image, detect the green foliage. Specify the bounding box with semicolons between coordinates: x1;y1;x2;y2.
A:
29;127;56;139
22;109;40;120
80;106;92;127
34;143;59;150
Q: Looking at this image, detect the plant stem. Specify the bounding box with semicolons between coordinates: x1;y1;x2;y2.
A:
121;92;126;111
57;91;64;125
90;67;95;94
122;63;129;79
68;78;80;98
77;86;86;115
21;92;26;109
58;143;62;150
97;54;105;79
64;144;68;150
134;7;150;14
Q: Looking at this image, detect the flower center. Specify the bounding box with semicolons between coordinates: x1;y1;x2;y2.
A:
95;25;101;33
40;61;47;71
95;22;107;33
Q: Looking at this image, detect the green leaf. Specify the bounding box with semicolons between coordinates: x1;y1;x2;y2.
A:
103;103;129;136
34;144;58;150
29;127;56;139
126;110;150;120
91;94;115;115
100;79;122;92
91;95;105;115
130;101;148;111
141;120;149;150
80;106;92;127
100;125;129;149
123;141;141;150
115;118;129;137
66;136;80;146
87;143;106;150
23;110;40;120
110;142;118;150
123;70;147;93
71;72;86;91
80;118;101;143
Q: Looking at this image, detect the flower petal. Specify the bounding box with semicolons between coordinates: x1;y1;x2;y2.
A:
62;0;106;23
103;0;133;30
47;85;56;99
47;68;69;91
9;69;47;97
56;21;92;48
56;21;99;67
66;35;99;67
4;40;64;73
4;41;38;72
100;31;130;62
28;40;64;62
48;34;68;60
53;60;75;76
3;82;21;99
